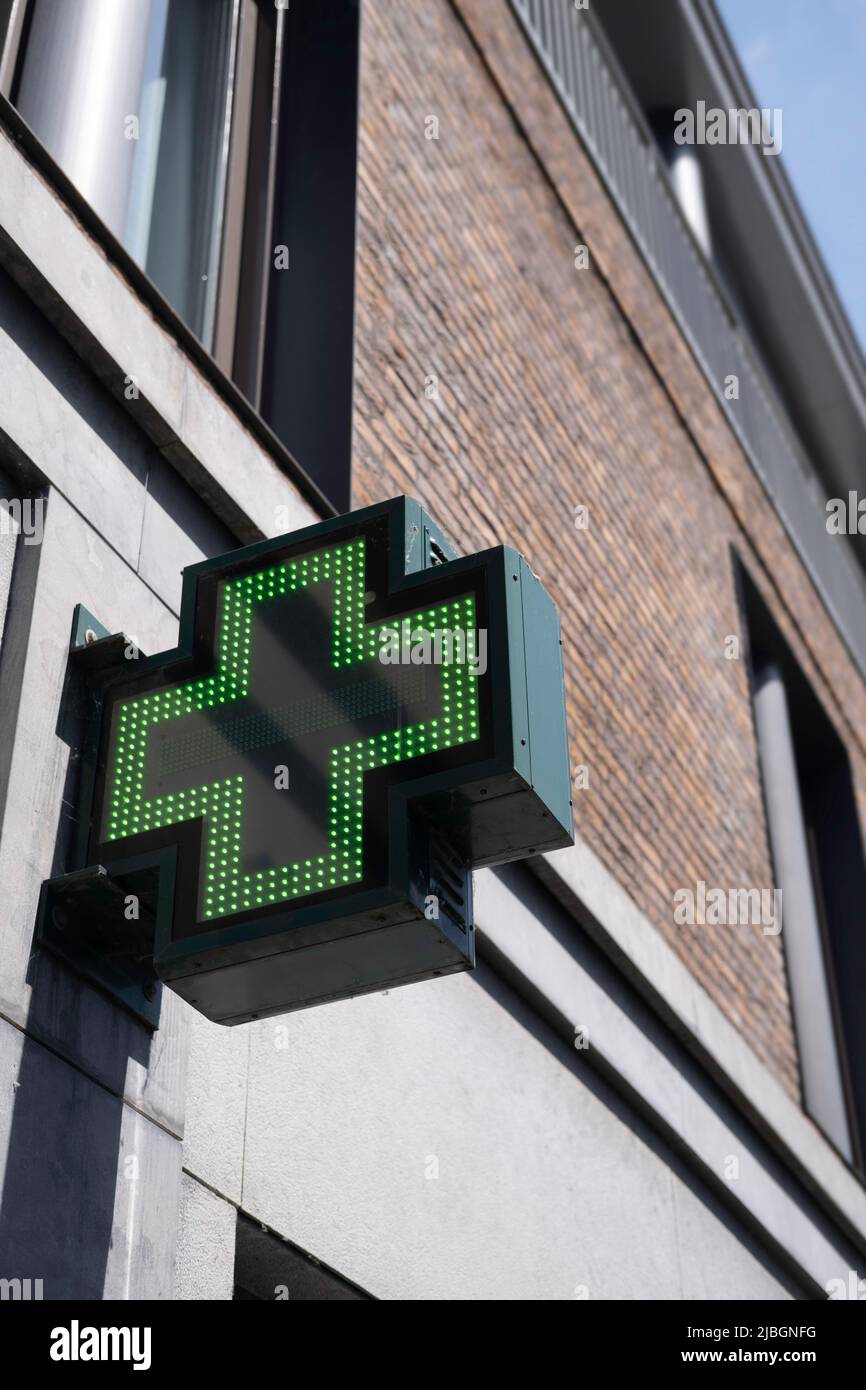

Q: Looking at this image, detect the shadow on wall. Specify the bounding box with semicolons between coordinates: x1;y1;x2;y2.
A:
233;1213;373;1301
0;496;156;1298
0;1014;152;1299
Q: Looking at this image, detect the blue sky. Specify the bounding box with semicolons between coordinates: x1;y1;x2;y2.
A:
718;0;866;356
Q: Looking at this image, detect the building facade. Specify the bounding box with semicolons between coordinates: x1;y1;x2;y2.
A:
0;0;865;1300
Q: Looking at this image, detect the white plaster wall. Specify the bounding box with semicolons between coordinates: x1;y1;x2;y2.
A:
174;1174;236;1302
182;963;793;1301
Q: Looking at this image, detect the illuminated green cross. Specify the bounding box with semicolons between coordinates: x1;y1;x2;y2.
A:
101;537;480;922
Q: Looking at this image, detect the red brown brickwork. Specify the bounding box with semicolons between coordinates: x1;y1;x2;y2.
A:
350;0;866;1103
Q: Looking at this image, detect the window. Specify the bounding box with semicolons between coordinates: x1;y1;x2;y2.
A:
13;0;234;345
739;561;866;1171
0;0;359;511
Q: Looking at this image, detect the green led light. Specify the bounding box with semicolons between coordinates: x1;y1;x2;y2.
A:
103;539;481;921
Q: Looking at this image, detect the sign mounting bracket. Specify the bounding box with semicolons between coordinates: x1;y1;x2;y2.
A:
35;499;573;1027
36;604;165;1026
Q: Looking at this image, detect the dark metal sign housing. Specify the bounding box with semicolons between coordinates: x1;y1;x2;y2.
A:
38;497;573;1024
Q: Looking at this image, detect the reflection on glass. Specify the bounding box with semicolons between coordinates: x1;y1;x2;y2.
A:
15;0;233;346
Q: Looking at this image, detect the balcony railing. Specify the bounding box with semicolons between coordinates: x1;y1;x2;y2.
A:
512;0;866;681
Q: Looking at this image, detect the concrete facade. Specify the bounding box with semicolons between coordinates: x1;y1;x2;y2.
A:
0;1;865;1301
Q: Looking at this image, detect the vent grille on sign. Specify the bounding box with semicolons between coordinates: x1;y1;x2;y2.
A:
430;832;469;931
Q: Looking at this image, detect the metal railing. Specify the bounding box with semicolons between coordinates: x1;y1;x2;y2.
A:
512;0;866;680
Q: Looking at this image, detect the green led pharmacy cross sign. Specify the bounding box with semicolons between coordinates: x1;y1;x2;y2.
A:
69;498;572;1024
100;542;481;922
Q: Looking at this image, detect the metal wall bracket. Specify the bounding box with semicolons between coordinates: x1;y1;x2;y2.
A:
36;864;163;1029
70;602;139;674
35;604;164;1028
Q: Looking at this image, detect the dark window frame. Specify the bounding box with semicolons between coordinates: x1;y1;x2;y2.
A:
215;0;360;512
735;552;866;1174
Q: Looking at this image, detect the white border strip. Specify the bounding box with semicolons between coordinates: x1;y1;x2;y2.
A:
475;864;864;1292
529;839;866;1246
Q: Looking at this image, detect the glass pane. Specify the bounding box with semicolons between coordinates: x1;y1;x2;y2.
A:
15;0;233;346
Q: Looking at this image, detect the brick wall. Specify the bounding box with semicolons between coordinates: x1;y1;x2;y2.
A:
350;0;866;1102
